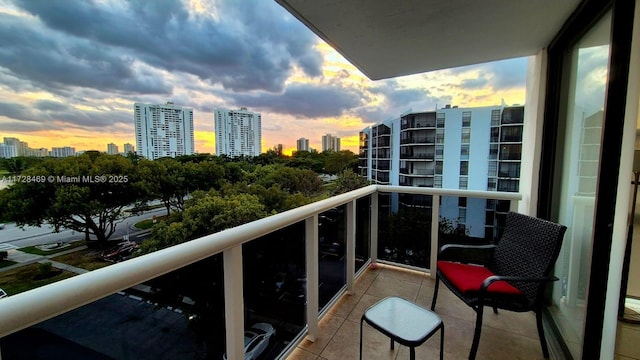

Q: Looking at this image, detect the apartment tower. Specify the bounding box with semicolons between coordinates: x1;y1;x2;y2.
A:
214;107;262;157
134;102;194;160
322;134;341;152
359;105;524;240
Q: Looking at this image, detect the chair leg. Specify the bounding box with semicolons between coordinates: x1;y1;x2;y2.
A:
536;309;550;358
469;306;484;360
359;318;364;360
431;274;440;311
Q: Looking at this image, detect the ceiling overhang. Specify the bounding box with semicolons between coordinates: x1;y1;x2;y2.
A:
276;0;581;80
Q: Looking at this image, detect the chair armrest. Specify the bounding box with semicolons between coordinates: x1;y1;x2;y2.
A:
438;244;496;264
480;275;559;293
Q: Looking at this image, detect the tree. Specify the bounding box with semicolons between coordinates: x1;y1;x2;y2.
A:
323;150;359;174
0;153;138;246
253;165;322;196
332;168;370;195
139;191;268;253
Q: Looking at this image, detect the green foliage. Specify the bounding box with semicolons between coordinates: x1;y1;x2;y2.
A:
140;192;268;253
332;168;370;195
0;153;138;244
252;164;322;196
39;262;53;276
322;150;359;174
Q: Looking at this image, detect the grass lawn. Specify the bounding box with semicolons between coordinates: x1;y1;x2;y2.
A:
0;259;17;268
0;263;76;296
135;215;167;229
19;240;87;256
52;249;111;271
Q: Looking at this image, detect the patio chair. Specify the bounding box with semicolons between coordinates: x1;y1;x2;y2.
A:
430;212;567;359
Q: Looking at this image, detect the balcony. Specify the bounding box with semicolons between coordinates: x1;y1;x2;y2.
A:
0;185;526;360
287;264;545;359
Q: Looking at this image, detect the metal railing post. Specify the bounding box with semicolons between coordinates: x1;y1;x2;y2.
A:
346;200;356;293
224;245;245;360
430;194;440;277
371;191;379;263
305;215;319;342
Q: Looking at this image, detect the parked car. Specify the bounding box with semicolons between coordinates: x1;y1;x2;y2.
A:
222;323;276;360
101;241;139;262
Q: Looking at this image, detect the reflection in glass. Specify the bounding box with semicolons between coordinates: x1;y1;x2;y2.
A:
549;10;611;359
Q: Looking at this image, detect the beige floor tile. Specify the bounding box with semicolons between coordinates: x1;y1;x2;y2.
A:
288;347;319;360
321;319;398;360
366;274;421;301
298;314;345;355
286;265;567;360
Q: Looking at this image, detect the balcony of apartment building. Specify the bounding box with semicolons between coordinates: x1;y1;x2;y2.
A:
371;136;391;148
399;130;437;146
400;114;437;131
0;185;538;360
371;159;391;171
400;146;436;160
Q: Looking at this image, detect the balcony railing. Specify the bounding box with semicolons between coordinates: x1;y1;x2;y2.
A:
0;185;521;359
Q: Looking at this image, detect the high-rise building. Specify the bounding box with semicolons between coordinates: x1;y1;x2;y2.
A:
107;143;119;155
123;143;135;154
0;143;17;158
214;107;262;157
359;105;524;240
296;137;309;152
3;137;28;157
134;102;194;160
50;146;76;158
322;134;341;152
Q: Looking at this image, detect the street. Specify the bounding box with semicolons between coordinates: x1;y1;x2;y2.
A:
0;207;166;249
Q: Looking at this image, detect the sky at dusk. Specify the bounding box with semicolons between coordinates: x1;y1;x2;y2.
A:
0;0;528;155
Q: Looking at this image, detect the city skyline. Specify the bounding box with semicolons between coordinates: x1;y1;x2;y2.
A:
0;0;527;156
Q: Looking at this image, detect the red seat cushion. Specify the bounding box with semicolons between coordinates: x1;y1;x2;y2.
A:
437;261;523;295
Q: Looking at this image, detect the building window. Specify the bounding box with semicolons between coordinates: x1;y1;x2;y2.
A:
462;111;472;127
489;144;499;159
498;162;521;178
436;129;445;144
488;161;498;177
491;110;501;126
435;161;443;175
461;144;469;160
487;178;497;191
500;144;522;160
434;176;442;188
459;176;468;189
459;208;467;224
458;197;467;207
461;128;471;143
500;125;523;142
435;145;444;159
460;161;469;175
497;179;520;192
436;113;445;128
490;127;500;142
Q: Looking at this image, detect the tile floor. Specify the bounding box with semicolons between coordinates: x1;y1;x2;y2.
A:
286;263;549;360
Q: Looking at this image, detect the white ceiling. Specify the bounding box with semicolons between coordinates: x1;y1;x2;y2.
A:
276;0;582;80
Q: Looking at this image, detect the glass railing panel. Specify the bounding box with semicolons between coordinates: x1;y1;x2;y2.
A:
377;193;432;269
0;255;224;359
318;206;346;309
355;196;372;273
241;222;306;359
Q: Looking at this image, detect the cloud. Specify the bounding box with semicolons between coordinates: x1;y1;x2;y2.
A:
227;82;365;118
0;14;172;95
448;57;527;91
12;0;323;93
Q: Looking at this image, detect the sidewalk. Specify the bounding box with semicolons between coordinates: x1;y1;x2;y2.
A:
1;245;91;274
